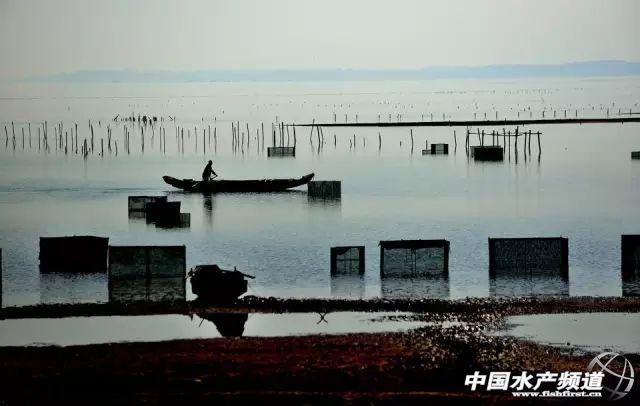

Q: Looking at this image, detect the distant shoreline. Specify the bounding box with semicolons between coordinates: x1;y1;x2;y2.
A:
28;60;640;83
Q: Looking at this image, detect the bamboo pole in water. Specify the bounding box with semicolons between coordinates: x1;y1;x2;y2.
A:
272;125;276;148
453;130;457;151
246;123;250;149
309;119;315;146
410;129;413;152
537;131;541;154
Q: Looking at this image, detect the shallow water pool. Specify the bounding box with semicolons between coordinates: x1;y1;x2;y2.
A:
498;312;640;354
0;311;423;347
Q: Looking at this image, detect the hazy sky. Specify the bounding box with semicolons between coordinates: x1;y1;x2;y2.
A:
0;0;638;78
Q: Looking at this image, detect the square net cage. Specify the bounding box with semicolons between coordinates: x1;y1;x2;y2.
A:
108;246;186;304
330;275;365;298
380;240;450;278
39;236;109;273
109;246;186;280
330;246;364;276
489;274;569;297
109;277;186;303
381;275;450;299
431;143;449;154
622;235;640;280
622;280;640;297
488;238;568;278
267;147;295;157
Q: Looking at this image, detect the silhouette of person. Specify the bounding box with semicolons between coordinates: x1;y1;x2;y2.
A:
202;160;218;181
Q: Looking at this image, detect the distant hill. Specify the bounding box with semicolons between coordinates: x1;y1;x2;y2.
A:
37;60;640;83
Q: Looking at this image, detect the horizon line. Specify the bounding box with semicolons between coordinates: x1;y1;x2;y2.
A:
22;60;640;83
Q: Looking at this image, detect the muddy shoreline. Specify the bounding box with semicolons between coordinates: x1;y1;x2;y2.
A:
1;296;639;405
2;295;639;319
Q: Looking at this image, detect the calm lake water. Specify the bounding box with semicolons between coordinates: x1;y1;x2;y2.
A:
1;77;639;305
499;313;640;354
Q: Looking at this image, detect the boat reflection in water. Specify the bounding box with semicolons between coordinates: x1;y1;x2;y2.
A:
203;193;214;226
196;312;249;337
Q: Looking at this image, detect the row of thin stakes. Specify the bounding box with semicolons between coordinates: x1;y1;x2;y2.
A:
3;120;141;158
1;114;544;161
472;108;635;121
0;119;361;158
465;127;542;162
332;107;637;124
6;118;635;161
2;119;307;158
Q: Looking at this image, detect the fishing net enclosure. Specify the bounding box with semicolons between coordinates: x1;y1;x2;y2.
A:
379;240;450;278
330;246;364;275
488;238;568;278
622;280;640;297
39;236;109;273
109;277;186;303
108;245;186;303
267;146;295;157
489;274;569;297
622;235;640;279
109;246;186;279
330;275;365;298
381;275;450;299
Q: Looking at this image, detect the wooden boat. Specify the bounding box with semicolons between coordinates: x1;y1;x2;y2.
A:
163;173;314;193
188;265;254;304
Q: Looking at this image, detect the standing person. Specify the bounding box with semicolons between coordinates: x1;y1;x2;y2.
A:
202;160;218;181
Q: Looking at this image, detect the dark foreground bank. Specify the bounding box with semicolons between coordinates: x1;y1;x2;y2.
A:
0;296;639;405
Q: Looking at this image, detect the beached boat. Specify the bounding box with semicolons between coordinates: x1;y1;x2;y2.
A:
188;264;254;304
163;173;314;193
